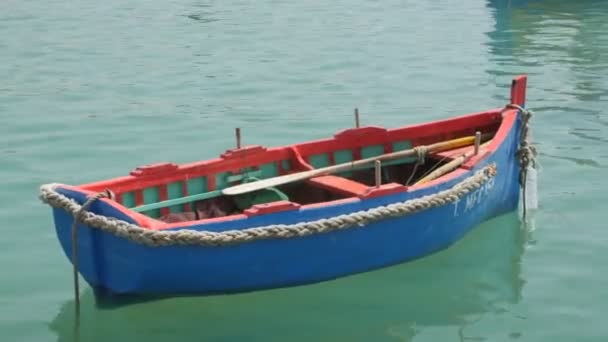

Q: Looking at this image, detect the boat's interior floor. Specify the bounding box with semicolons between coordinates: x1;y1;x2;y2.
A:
157;152;457;223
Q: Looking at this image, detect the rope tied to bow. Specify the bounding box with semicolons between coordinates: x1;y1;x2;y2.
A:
505;103;538;219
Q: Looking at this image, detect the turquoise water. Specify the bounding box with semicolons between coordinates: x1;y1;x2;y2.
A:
2;0;607;340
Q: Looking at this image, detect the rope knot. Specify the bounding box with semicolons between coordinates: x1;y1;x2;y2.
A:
505;103;532;117
104;188;116;201
486;164;497;177
413;146;428;165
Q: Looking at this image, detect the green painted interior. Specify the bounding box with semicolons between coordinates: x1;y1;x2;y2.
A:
309;153;331;169
227;169;262;183
187;177;207;210
131;190;222;213
334;149;355;177
361;144;385;159
187;177;207;195
393;140;412;151
334;150;354;164
122;191;136;208
233;176;289;210
390;140;417;164
167;182;183;213
215;172;230;190
129;144;421;219
132;163;288;217
142;186;161;218
259;162;278;178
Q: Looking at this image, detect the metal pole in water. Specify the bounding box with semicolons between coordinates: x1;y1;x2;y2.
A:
375;160;382;188
355;108;360;128
474;131;481;155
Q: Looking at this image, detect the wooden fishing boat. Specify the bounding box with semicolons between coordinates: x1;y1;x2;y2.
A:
39;75;535;297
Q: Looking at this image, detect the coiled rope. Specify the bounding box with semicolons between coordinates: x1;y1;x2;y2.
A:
39;164;497;248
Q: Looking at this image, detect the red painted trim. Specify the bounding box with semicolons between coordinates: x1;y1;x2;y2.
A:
207;174;216;191
80;147;293;194
181;181;191;212
71;108;512;230
302;197;360;209
334;126;387;139
243;201;301;217
353;147;362;161
307;176;369;197
71;109;509;229
134;190;143;207
277;160;285;175
68;75;529;229
292;111;501;160
150;109;516;229
463;109;517;169
290;147;314;171
510;75;527;106
115;193;123;205
361;183;407;199
383;142;392;154
130;163;178;177
221;145;267;160
328;151;336;165
159;184;169;216
460;151;490;170
79;110;502;196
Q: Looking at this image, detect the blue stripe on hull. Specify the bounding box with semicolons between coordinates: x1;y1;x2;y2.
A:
51;116;524;296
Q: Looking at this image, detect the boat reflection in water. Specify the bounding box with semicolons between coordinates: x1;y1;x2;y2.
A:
50;212;531;341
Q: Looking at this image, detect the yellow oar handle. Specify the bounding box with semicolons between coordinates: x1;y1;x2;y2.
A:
222;134;491;196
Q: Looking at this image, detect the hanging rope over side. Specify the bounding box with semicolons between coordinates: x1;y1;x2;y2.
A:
505;103;538;219
39;164;497;248
405;145;428;185
69;188;114;333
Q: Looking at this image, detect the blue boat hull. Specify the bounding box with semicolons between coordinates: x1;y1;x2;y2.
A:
49;112;524;297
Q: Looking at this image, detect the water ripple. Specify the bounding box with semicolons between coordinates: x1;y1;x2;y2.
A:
2;0;608;341
568;127;608;144
540;152;602;168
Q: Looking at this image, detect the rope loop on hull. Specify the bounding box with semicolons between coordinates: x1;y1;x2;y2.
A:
505;103;538;218
39;164;497;247
505;103;537;177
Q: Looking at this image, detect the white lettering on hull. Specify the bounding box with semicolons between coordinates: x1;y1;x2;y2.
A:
452;176;495;216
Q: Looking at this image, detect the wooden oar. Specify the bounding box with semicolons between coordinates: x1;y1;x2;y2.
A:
222;134;490;196
414;140;492;185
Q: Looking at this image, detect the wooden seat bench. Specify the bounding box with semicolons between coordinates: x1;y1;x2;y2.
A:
306;175;370;197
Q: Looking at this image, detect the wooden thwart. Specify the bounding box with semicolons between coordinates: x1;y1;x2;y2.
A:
222;134;491;196
130;134;493;213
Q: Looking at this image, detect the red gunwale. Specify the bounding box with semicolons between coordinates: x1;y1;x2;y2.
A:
67;108;514;231
69;74;527;231
79;108;502;196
